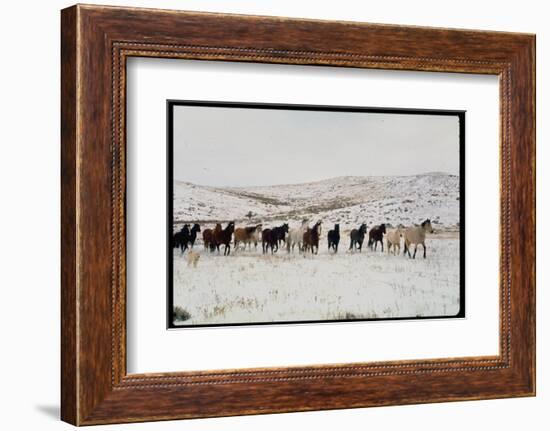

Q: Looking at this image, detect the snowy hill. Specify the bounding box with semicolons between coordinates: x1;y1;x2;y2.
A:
173;173;460;230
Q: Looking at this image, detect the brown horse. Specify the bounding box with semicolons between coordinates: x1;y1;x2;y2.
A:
202;223;221;251
213;222;235;255
303;221;322;254
234;224;262;251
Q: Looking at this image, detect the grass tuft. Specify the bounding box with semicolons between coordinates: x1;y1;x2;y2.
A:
173;306;191;322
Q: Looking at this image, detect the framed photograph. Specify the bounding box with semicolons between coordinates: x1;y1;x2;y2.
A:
61;4;535;425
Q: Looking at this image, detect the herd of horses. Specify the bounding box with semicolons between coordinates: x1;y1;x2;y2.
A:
173;219;435;259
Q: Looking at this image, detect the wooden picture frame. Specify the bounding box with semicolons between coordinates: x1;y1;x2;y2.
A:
61;4;535;425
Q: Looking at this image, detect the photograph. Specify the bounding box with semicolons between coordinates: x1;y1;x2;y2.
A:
167;101;465;327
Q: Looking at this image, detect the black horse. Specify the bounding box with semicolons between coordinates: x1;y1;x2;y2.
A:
327;223;340;252
262;228;278;254
368;223;387;251
271;223;289;249
188;223;201;248
173;224;191;254
349;223;367;252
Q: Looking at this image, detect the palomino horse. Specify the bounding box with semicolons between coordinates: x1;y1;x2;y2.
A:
403;219;434;259
349;223;367;252
368;223;387;252
385;226;403;255
303;221;322;255
287;219;309;253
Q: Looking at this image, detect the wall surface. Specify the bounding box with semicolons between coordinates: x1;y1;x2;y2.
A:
0;0;546;429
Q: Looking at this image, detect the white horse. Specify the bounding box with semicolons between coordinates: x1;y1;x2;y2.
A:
403;219;434;259
386;226;403;255
287;219;309;253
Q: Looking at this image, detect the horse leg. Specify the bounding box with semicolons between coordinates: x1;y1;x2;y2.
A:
422;242;426;258
413;245;417;259
405;241;411;258
380;240;384;253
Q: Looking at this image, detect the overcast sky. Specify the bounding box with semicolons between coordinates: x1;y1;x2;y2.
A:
173;105;460;187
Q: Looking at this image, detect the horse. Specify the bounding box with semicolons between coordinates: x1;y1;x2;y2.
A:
349;223;367;252
368;223;387;252
234;224;262;251
287;219;309;253
327;223;340;252
203;223;222;252
403;219;434;259
262;228;278;254
272;223;289;248
213;222;235;256
173;224;191;254
303;221;322;254
386;226;403;255
188;224;201;248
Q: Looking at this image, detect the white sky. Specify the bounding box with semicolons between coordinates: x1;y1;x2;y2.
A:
173;105;460;187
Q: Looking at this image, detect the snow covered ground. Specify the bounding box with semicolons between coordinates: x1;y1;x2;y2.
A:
171;174;461;326
172;234;461;326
